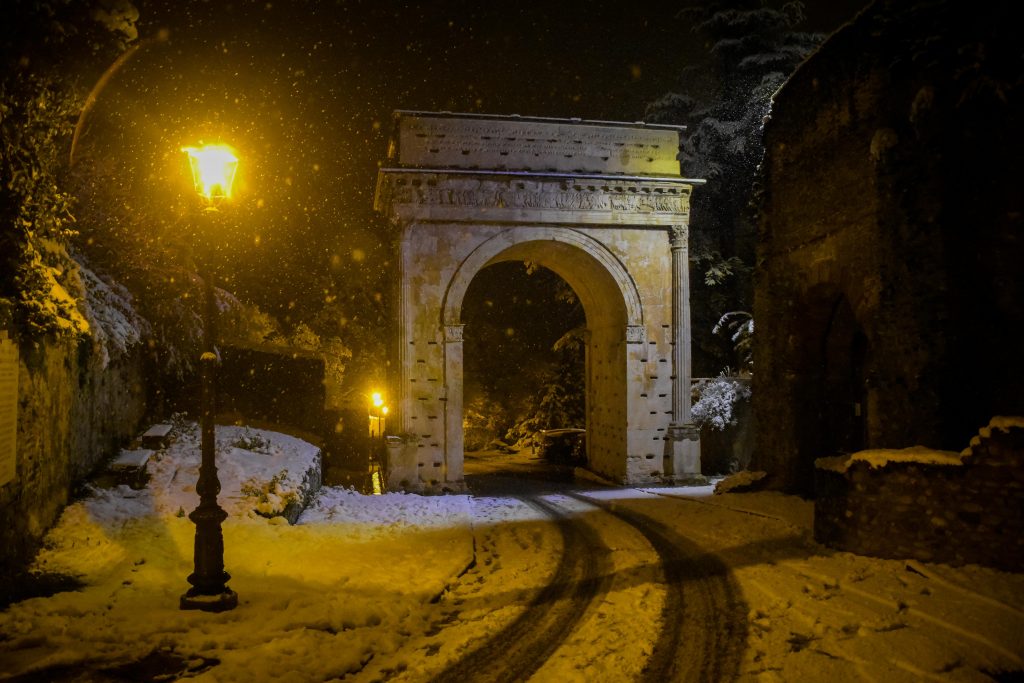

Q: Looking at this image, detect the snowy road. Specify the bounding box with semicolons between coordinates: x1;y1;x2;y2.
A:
414;454;746;682
430;494;613;683
569;491;747;682
3;430;1023;682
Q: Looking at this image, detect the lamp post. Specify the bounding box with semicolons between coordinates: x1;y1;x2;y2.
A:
179;143;239;613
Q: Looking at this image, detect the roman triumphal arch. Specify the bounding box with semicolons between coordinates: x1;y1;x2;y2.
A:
374;111;703;491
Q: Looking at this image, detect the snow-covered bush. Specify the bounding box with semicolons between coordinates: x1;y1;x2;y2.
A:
692;374;752;431
1;75;86;339
282;322;353;411
231;428;272;454
217;295;280;348
2;4;138;340
78;257;151;368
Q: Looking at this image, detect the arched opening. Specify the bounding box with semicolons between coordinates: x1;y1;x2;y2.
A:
820;297;868;457
793;292;868;494
461;261;586;476
442;229;636;483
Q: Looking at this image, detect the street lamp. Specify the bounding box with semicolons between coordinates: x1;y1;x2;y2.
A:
369;391;387;439
368;391;388;494
179;143;239;613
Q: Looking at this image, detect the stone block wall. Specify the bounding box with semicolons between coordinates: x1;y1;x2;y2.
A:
753;0;1024;493
814;418;1024;572
0;324;147;576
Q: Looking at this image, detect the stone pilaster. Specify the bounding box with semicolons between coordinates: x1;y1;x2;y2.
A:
665;223;702;480
443;324;465;485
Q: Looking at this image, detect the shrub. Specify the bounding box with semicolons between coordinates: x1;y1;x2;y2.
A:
692;373;751;431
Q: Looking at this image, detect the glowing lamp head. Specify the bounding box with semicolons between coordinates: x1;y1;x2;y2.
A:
371;392;384;408
381;406;389;416
183;144;239;202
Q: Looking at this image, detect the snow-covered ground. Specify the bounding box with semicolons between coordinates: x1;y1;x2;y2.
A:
1;426;1022;682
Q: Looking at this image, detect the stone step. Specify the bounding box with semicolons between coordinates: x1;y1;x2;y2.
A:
109;448;153;488
141;424;174;449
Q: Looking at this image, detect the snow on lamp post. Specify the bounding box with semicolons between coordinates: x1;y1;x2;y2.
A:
179;143;239;613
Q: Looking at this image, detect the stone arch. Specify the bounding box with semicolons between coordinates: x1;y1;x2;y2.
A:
441;226;642;329
374;111;704;492
441;228;642;480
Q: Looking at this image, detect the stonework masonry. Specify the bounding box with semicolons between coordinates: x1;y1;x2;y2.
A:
814;420;1024;572
0;312;147;575
376;112;705;491
753;0;1024;494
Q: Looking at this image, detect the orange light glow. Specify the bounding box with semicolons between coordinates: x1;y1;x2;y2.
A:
183;144;239;201
371;392;384;408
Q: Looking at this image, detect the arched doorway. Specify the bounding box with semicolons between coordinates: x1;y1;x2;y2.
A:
448;233;632;480
461;262;586;456
793;292;868;495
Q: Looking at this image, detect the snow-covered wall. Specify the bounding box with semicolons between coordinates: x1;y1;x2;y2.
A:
814;418;1024;572
0;267;148;575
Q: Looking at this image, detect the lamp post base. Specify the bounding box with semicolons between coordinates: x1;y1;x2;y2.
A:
180;588;238;612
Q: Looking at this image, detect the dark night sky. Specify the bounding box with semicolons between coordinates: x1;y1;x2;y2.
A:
76;0;867;319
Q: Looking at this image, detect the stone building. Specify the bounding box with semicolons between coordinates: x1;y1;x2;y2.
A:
753;0;1023;494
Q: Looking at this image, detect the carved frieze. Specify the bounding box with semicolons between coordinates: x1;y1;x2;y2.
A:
625;325;646;344
383;176;691;217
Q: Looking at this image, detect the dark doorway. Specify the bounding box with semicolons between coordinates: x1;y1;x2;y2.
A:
820;297;867;456
461;261;586;461
794;294;868;495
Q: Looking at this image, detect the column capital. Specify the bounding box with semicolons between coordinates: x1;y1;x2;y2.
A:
444;324;464;343
669;223;688;249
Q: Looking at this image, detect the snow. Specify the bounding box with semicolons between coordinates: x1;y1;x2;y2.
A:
78;259;151;368
816;446;965;474
145;421;324;519
967;415;1024;452
817;417;1024;471
109;448;152;470
1;425;1022;681
714;469;767;494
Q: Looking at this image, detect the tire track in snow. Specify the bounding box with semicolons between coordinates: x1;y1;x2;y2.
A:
566;492;748;683
429;494;613;683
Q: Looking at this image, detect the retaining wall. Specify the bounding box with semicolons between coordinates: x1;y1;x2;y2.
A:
0;314;147;576
814;418;1024;571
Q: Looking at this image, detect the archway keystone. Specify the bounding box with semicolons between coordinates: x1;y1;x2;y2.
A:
374;111;704;490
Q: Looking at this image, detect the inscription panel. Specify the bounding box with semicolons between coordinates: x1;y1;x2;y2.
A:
397;114;680;176
0;330;17;486
385;177;690;216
